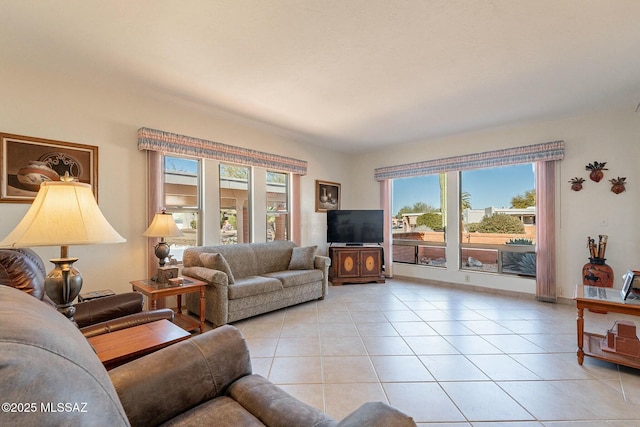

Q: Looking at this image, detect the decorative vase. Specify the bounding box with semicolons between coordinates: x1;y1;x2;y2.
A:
16;160;60;191
611;183;625;194
582;257;614;313
569;177;585;191
589;169;604;183
320;187;328;203
609;177;626;194
582;257;614;288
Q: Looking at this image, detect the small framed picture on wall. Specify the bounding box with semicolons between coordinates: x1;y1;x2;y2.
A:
315;180;341;212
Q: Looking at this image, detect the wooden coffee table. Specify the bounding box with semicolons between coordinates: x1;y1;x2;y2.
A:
88;319;190;370
130;276;206;334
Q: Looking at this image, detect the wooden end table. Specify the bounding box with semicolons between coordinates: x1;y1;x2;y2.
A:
574;284;640;369
130;276;206;334
88;319;190;370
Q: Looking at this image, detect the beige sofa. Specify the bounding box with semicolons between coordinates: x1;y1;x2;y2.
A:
183;241;330;327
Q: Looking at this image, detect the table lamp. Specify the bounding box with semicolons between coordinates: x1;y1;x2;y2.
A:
143;209;183;276
0;174;126;323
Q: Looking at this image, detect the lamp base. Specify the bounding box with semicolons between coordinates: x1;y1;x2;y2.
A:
154;241;171;267
44;257;83;325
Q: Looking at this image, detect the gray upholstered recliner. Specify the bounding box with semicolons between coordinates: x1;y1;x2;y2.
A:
0;248;174;337
0;285;416;426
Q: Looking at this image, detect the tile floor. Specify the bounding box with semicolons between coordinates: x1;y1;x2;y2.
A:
207;278;640;426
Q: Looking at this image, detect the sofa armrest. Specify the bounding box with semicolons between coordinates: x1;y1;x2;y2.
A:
183;266;231;327
337;402;416;427
314;255;331;298
182;265;229;286
109;325;252;427
79;308;175;338
229;374;336;427
314;254;331;270
74;292;144;328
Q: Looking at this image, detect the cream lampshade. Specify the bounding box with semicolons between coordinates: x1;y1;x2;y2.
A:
0;175;126;323
143;209;183;269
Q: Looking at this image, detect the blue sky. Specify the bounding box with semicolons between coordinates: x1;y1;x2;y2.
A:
165;156;198;173
392;163;535;215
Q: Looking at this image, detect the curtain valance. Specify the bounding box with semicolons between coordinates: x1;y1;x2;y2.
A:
137;127;308;175
374;140;564;181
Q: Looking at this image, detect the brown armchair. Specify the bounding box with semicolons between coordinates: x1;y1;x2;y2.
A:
0;248;174;337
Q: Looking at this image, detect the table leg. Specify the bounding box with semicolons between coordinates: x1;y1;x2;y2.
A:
198;287;205;334
176;295;182;314
150;296;158;310
577;306;584;365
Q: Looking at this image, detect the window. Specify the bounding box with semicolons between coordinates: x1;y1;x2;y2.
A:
219;163;251;245
460;163;536;276
392;174;446;267
266;171;289;241
163;155;200;262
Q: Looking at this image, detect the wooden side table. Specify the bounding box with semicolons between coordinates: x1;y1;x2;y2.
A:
88;319;190;370
574;284;640;369
130;276;206;334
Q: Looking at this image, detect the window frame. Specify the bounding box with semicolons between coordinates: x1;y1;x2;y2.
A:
458;164;537;277
162;154;202;262
391;173;447;268
219;163;252;245
266;170;290;242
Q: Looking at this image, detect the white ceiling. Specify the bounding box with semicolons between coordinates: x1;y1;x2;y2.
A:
2;1;639;153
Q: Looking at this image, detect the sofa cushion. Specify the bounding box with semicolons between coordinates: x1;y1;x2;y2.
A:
288;245;317;270
251;241;296;275
263;269;324;288
228;276;283;300
184;245;258;279
183;241;299;279
199;253;235;284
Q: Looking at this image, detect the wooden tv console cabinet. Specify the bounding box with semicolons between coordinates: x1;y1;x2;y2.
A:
328;246;385;285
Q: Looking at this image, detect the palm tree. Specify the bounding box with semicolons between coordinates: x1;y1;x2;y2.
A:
460;191;472;210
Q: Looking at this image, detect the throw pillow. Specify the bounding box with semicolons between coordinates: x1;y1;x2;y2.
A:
199;253;235;284
288;246;317;270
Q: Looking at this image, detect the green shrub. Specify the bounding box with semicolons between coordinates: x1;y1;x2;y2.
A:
477;214;525;234
416;212;443;231
502;252;536;277
465;223;479;232
503;238;536;276
506;238;533;245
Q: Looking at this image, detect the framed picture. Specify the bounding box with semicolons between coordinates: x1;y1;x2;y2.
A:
620;270;635;301
0;132;98;203
315;180;341;212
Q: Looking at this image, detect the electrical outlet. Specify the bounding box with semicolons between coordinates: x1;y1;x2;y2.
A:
464;274;470;283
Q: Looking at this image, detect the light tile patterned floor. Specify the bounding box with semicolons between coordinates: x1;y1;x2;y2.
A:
205;278;640;426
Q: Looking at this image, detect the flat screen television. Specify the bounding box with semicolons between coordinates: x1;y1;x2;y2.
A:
327;209;384;245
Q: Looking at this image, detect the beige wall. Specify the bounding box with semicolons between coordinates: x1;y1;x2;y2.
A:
0;65;351;295
351;108;640;299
